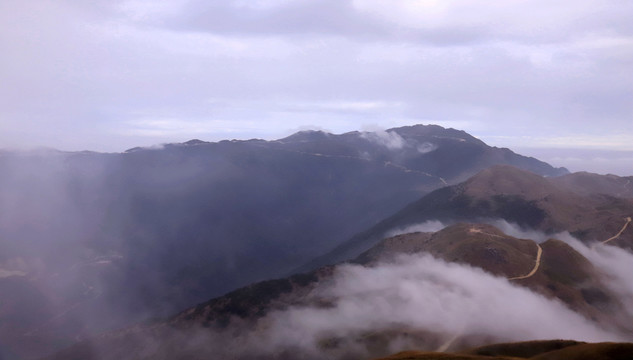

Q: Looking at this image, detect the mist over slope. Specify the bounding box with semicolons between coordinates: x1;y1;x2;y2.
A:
42;222;633;360
0;124;567;358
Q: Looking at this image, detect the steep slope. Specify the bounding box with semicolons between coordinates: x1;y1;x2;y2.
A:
305;166;633;269
41;223;630;360
0;125;568;358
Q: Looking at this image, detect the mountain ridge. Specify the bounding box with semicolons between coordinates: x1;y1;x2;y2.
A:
1;124;572;359
301;165;633;271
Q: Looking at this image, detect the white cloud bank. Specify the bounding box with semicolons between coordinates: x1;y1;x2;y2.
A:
165;252;625;359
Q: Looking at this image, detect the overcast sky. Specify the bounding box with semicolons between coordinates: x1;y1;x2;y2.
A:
1;0;632;174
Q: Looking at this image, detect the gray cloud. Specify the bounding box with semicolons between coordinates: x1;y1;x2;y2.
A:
0;0;631;176
166;0;391;39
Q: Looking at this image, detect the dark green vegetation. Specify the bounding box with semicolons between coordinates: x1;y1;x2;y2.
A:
375;340;633;360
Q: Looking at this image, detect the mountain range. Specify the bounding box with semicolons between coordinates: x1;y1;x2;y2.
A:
304;165;633;270
2;124;631;360
38;159;633;360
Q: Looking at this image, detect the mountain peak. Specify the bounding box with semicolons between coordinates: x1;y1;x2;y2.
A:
280;129;331;143
388;124;482;144
183;139;209;146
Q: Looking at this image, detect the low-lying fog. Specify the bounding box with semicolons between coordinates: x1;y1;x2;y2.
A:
84;221;633;360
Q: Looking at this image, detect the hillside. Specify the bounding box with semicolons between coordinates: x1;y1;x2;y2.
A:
551;172;633;198
374;340;633;360
41;223;632;360
0;125;568;358
355;224;625;330
304;166;633;269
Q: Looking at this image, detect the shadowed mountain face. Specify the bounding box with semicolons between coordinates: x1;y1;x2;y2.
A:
0;125;567;358
41;223;633;360
305;165;633;269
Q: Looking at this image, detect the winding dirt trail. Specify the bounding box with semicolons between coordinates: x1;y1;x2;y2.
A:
436;231;543;352
600;217;631;246
508;243;543;281
468;227;543;281
440;217;631;352
468;228;505;238
0;269;26;278
436;331;463;352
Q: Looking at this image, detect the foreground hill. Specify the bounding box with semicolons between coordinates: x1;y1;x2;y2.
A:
170;223;625;331
305;165;633;269
0;124;568;359
42;223;632;360
375;340;633;360
357;224;630;333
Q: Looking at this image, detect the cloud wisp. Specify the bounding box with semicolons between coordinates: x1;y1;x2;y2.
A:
360;129;407;150
385;220;447;238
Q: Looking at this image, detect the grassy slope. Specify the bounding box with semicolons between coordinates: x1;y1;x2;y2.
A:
304;166;633;273
40;223;630;360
